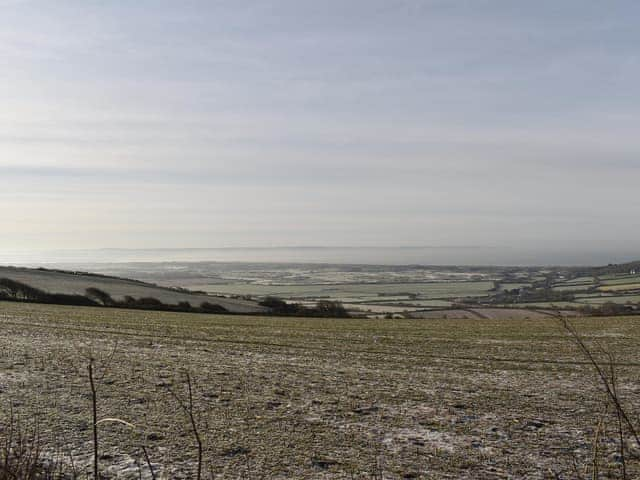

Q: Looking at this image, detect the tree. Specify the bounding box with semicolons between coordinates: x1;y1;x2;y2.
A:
199;302;227;313
314;300;349;318
85;287;115;306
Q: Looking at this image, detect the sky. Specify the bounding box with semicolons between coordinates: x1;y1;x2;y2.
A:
1;1;639;263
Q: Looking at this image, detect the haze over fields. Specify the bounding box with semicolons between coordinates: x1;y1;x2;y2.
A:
2;246;640;268
1;1;639;263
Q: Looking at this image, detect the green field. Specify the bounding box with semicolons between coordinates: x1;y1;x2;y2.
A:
499;282;532;290
200;281;494;300
505;301;587;309
598;283;640;292
551;273;640;304
552;284;594;292
564;276;596;284
599;273;640;282
1;301;639;478
578;294;640;305
600;275;640;285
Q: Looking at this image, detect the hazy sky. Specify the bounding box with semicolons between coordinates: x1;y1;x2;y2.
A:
2;1;639;259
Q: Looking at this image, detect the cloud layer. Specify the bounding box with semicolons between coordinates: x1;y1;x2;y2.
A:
1;1;639;261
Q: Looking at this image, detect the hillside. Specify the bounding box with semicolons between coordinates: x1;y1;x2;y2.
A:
0;266;268;314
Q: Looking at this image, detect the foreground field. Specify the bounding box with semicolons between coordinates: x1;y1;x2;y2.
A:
0;302;639;479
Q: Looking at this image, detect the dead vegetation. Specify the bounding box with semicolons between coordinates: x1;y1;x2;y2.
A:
559;317;640;479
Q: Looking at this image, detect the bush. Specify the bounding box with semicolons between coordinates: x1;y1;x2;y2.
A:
177;301;193;311
259;296;349;318
199;302;228;313
136;297;164;307
85;287;115;306
0;277;46;301
313;300;349;318
0;278;98;306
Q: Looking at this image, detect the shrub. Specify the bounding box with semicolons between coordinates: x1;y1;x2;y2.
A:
85;287;115;306
199;302;228;313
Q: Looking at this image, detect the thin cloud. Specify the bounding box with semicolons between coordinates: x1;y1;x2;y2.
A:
0;0;639;259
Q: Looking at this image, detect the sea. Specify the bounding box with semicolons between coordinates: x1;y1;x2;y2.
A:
1;246;638;268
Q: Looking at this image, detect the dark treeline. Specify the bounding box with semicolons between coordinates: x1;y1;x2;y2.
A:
0;278;229;314
0;279;350;317
0;278;98;307
259;296;350;318
479;287;576;305
577;301;638;316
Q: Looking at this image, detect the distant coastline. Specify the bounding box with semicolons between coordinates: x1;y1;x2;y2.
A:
2;246;639;267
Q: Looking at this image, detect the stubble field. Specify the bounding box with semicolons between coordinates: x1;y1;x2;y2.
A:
0;301;639;479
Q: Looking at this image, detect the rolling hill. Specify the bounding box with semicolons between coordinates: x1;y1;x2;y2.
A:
0;266;268;314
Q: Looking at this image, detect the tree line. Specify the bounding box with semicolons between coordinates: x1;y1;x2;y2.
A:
0;278;228;314
0;279;350;317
